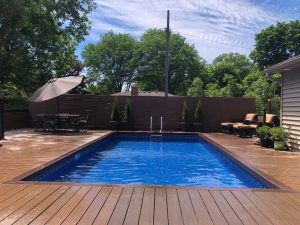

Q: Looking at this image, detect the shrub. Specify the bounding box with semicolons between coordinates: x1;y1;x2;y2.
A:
110;98;120;121
270;127;288;142
181;100;188;122
194;100;203;123
256;126;271;140
123;98;132;122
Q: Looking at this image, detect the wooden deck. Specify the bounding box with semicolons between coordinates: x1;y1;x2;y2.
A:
0;130;299;225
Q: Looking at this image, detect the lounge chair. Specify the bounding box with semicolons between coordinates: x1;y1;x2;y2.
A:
221;113;258;134
258;114;280;127
233;124;258;138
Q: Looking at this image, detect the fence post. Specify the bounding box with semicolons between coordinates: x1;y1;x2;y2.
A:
268;99;272;114
263;107;266;126
0;102;4;139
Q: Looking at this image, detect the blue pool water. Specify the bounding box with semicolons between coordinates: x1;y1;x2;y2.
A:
24;133;273;188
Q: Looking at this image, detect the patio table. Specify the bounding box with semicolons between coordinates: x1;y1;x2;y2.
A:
35;113;80;131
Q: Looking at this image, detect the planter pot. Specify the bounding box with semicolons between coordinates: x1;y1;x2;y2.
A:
274;140;285;150
180;122;189;132
260;138;272;148
193;123;203;132
109;121;120;130
121;121;133;130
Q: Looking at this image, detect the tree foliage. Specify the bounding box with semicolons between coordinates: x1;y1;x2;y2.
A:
0;0;95;95
205;53;252;97
136;29;207;96
187;77;204;97
82;31;137;94
250;21;300;69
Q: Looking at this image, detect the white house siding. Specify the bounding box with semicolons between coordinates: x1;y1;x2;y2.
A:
282;69;300;151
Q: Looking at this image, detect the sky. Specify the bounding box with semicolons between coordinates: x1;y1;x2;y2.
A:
76;0;300;63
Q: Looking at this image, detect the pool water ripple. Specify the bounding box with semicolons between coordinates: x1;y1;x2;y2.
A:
24;133;272;188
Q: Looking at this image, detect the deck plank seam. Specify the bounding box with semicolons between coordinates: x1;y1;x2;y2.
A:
59;186;93;225
225;191;259;225
176;188;188;225
24;185;72;225
231;191;274;225
242;191;284;225
40;186;82;225
207;190;229;225
218;191;247;225
0;185;60;225
88;187;113;225
186;188;200;225
121;187;134;225
106;187;125;225
0;185;42;217
136;187;145;225
72;186;103;225
14;185;71;225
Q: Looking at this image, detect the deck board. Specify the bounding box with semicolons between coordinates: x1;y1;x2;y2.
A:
210;190;243;225
0;130;299;224
139;187;155;225
231;191;273;225
154;188;168;225
188;189;214;225
0;185;59;225
92;187;122;225
46;186;92;225
0;185;46;221
199;190;229;225
177;189;198;225
14;185;70;225
30;186;81;225
123;187;144;225
221;191;258;225
166;188;184;225
243;191;288;225
62;186;101;225
108;187;133;225
77;186;111;225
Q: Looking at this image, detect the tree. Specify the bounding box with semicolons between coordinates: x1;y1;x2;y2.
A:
242;67;280;114
136;29;207;96
205;53;252;97
187;77;204;96
250;21;300;69
82;31;137;94
85;79;112;95
0;0;95;94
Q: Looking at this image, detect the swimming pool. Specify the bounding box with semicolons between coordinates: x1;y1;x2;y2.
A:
23;133;275;188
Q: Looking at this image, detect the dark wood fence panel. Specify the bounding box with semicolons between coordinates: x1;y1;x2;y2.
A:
29;95;256;132
4;110;31;130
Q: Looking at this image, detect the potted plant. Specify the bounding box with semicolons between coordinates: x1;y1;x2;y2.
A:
256;126;272;147
180;100;189;131
270;127;289;150
122;98;132;130
110;97;121;130
193;100;203;132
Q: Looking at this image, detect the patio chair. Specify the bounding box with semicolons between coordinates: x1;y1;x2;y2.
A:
32;115;44;131
263;114;280;127
221;113;258;134
72;113;90;132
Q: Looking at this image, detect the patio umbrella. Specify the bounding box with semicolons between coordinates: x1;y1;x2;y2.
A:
29;76;84;122
29;76;83;103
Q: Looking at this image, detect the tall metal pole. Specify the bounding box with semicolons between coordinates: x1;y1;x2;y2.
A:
165;10;170;97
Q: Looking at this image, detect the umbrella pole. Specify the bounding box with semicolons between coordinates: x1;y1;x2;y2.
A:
57;97;60;130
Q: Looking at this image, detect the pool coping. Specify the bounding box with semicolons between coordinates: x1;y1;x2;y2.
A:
7;131;294;192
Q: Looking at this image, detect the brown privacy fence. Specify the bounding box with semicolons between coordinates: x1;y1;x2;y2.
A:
29;95;255;132
4;110;31;130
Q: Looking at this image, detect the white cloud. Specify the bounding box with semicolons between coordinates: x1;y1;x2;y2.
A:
77;0;298;62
